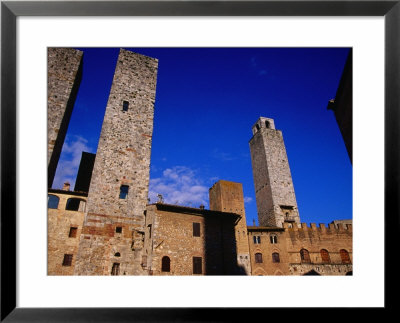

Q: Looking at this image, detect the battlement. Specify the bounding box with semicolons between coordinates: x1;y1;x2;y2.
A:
283;222;352;233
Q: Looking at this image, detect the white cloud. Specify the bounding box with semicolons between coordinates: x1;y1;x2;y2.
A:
52;135;93;190
244;196;253;204
149;166;209;208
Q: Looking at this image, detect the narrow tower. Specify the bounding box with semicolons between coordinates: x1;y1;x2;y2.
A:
249;117;300;228
209;180;251;274
74;49;158;275
47;48;83;188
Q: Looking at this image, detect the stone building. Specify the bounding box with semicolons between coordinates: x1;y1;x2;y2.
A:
47;48;352;276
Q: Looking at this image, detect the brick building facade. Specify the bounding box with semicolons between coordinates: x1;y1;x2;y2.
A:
47;48;352;276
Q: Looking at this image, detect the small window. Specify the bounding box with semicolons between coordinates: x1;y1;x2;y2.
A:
256;124;260;131
111;263;120;275
272;252;280;263
265;120;270;128
300;249;311;263
69;227;78;238
255;253;263;263
119;185;129;199
115;252;121;257
193;223;200;237
340;249;351;264
193;257;202;274
122;100;129;112
62;254;73;266
253;236;261;244
162;256;170;272
116;226;122;233
66;198;85;211
48;194;59;209
270;234;278;244
320;249;330;263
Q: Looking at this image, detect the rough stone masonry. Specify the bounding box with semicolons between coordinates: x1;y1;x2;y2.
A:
73;49;158;275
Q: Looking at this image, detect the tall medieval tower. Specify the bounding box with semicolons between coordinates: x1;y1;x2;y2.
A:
74;49;158;275
249;117;300;228
47;48;83;188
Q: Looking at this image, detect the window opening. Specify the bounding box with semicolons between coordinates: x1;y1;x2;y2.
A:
119;185;129;199
255;253;263;263
111;263;120;275
69;227;78;238
162;256;170;272
116;226;122;233
62;254;73;266
48;195;59;209
272;252;280;263
193;223;200;237
122;100;129;112
193;257;202;274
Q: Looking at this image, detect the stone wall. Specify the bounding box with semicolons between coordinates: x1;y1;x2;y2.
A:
47;48;83;188
247;227;289;275
74;49;158;275
47;190;86;275
249;117;300;227
284;222;353;275
145;204;243;275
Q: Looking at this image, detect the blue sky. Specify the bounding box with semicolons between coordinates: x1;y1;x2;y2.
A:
52;47;352;226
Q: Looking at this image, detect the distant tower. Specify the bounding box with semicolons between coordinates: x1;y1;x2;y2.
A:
47;48;83;188
249;117;300;228
74;49;158;275
209;180;251;274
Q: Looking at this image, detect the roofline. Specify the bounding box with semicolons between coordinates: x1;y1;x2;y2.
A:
149;203;241;221
247;226;284;232
48;188;88;197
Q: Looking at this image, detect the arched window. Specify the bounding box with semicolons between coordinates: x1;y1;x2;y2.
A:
265;120;270;128
300;249;311;263
161;256;170;272
256;124;260;131
48;194;59;209
66;198;86;211
270;234;278;244
272;252;280;263
340;249;351;264
255;253;263;263
320;249;330;263
114;252;121;257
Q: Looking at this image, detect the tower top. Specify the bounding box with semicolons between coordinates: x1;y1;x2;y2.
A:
251;117;276;136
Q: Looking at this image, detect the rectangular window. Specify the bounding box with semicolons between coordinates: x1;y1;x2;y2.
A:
193;223;200;237
193;257;202;274
62;254;73;266
111;263;120;275
253;236;261;244
122;100;129;112
69;227;78;238
116;226;122;233
119;185;129;199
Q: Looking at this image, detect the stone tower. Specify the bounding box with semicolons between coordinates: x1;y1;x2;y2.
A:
74;49;158;275
249;117;300;228
209;180;251;274
47;48;83;188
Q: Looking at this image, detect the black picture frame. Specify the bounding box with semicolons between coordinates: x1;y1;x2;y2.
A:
1;1;398;321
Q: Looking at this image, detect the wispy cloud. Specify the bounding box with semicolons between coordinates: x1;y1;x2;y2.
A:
52;135;93;190
211;148;236;161
148;166;209;208
244;196;253;204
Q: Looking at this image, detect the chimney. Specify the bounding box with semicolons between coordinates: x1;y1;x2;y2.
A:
253;219;256;226
62;182;70;191
199;204;205;210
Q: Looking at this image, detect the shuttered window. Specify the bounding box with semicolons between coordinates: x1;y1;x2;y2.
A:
193;257;202;274
255;253;263;263
272;252;280;263
111;263;120;275
193;223;200;237
320;249;330;263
